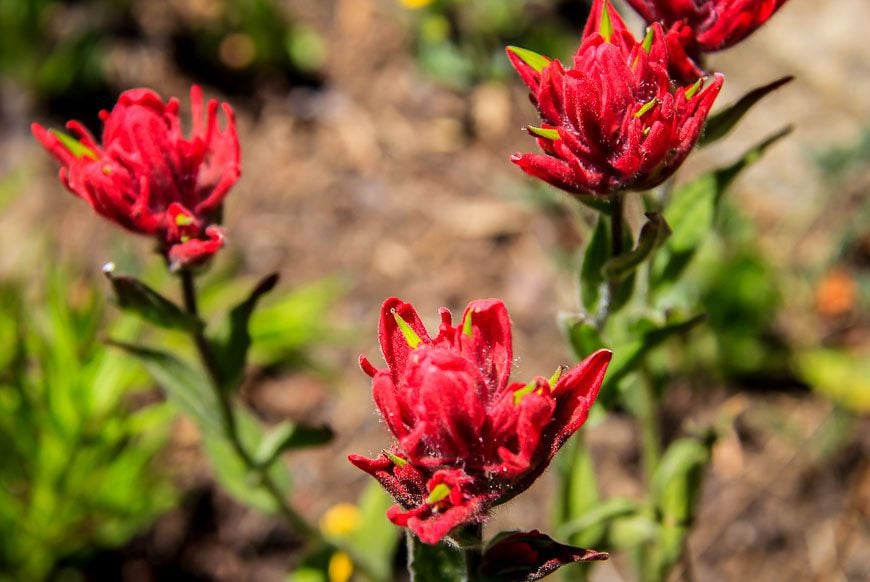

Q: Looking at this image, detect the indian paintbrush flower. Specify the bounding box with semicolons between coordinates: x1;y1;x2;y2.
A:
507;0;722;197
625;0;790;62
348;297;612;544
32;85;240;270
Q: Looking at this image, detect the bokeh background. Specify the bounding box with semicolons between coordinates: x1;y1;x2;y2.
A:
0;0;867;580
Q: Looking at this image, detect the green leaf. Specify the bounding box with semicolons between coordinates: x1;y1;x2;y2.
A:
557;497;640;541
202;407;292;514
650;437;712;575
254;420;334;468
407;534;465;582
795;348;870;413
664;179;715;255
343;482;401;582
213;272;279;392
249;278;345;365
506;46;550;73
607;513;658;549
103;264;203;332
555;436;603;548
602;213;671;281
700;76;794;146
107;340;222;436
712;126;793;198
599;313;705;405
652;438;711;525
657;127;792;285
566;318;606;364
580;216;609;312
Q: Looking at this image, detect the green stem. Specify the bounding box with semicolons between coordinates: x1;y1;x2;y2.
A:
178;269;319;542
609;192;624;260
594;192;626;328
463;522;484;581
637;363;662;485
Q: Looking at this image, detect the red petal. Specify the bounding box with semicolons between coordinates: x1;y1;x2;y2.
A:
167;225;225;270
458;299;513;397
379;297;432;383
549;349;613;451
348;452;426;510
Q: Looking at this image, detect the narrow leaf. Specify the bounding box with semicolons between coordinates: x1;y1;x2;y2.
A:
214;272;279;392
103;264;203;332
652;437;711;535
566;319;605;372
712;126;793;199
664;178;715;254
254;420;334;468
607;513;659;549
700;76;794;145
555;436;604;549
557;497;640;540
657;127;791;285
345;482;401;582
203;406;293;514
602;213;671;281
599;314;705;405
107;340;222;436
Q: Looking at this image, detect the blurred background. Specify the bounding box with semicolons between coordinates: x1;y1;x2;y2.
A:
0;0;867;580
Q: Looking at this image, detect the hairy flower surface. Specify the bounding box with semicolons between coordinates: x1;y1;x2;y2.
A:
625;0;789;55
508;0;722;197
32;85;240;270
349;297;611;544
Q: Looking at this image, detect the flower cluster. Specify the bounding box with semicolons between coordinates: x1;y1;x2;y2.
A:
508;0;722;197
349;298;611;544
625;0;790;56
32;85;240;270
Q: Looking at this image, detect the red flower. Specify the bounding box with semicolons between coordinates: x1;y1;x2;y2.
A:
32;85;240;270
349;297;612;544
625;0;789;55
507;0;722;197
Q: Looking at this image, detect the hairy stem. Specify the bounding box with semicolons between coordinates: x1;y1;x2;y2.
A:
594;192;626;328
178;269;319;542
463;522;484;581
609;192;624;260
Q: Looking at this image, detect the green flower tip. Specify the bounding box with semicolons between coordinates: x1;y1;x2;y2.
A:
527;126;560;140
600;0;614;43
426;483;452;504
392;309;423;349
507;46;551;73
50;129;97;160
